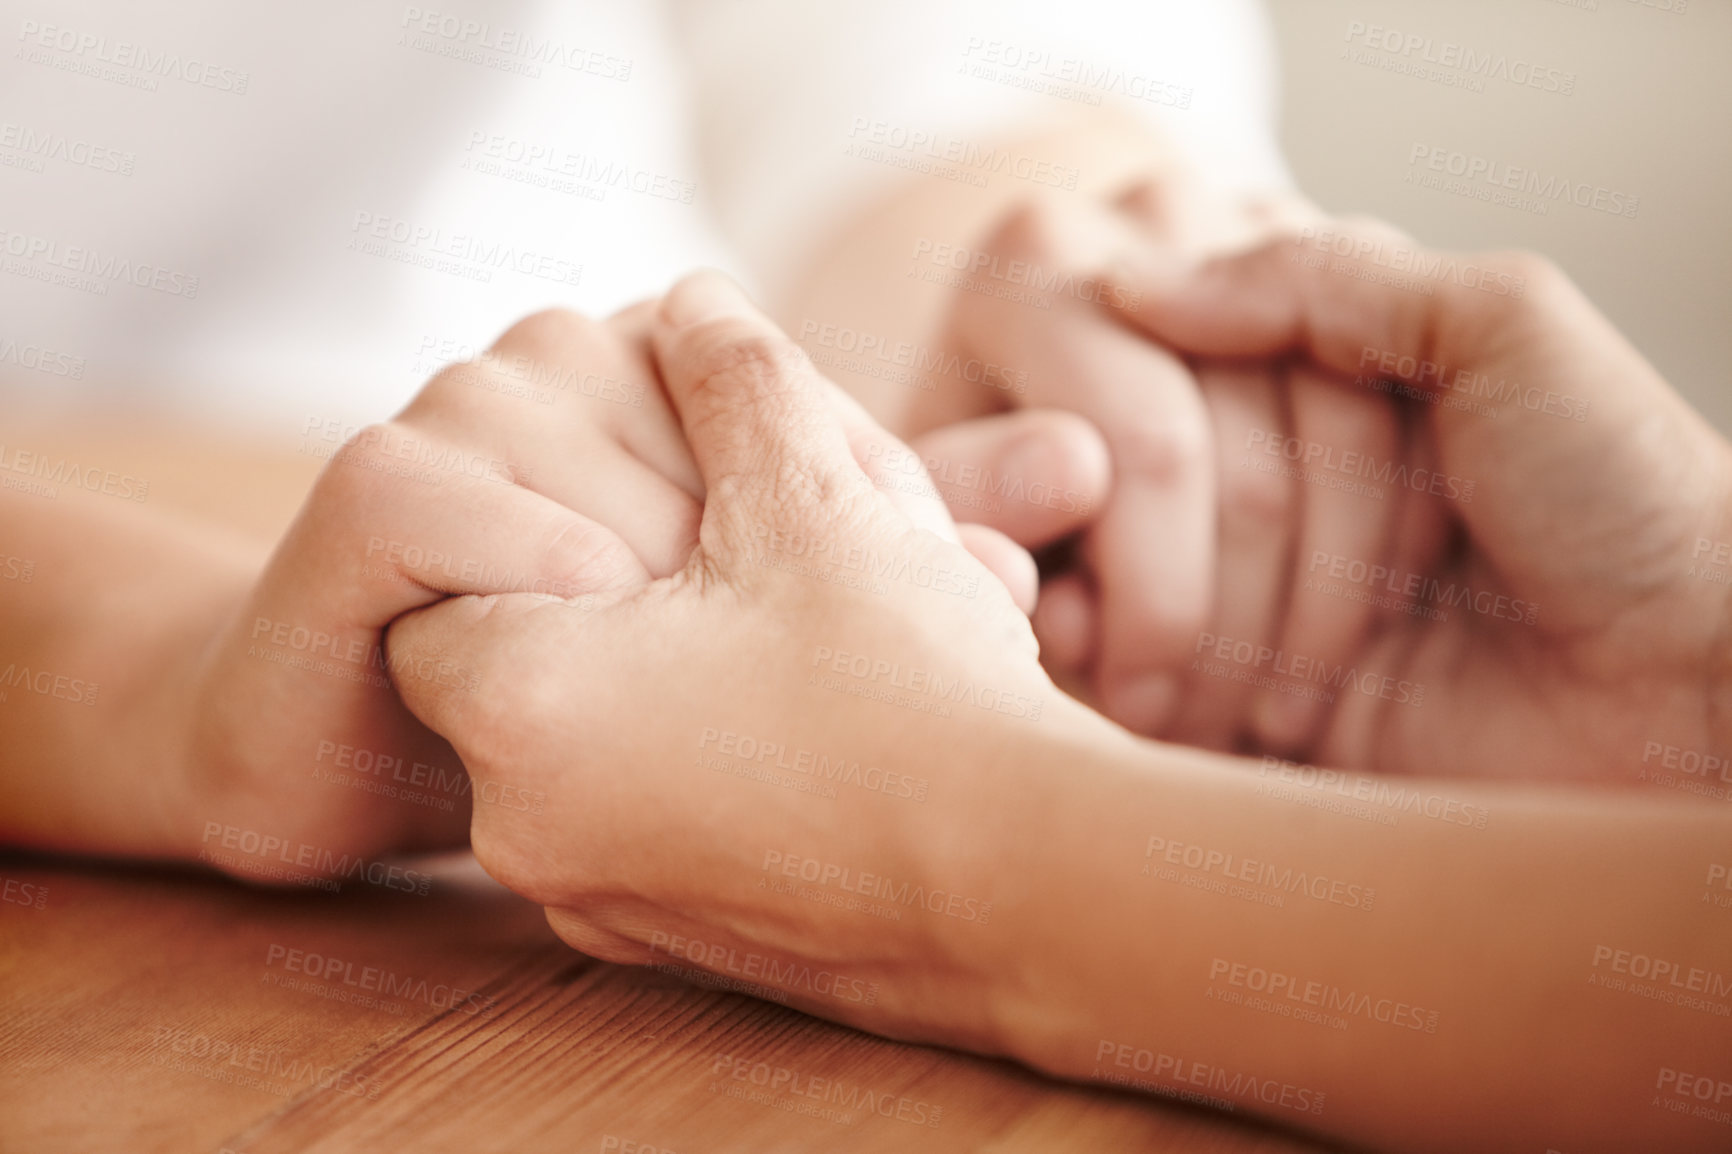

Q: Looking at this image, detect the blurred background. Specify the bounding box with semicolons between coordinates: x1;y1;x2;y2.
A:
1267;0;1732;431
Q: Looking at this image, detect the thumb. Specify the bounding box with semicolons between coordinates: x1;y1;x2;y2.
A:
909;410;1111;551
650;271;867;555
1103;220;1664;425
384;591;557;754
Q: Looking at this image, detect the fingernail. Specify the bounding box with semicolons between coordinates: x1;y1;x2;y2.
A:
1106;672;1178;735
662;271;750;327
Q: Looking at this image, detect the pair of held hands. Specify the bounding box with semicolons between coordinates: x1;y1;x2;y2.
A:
181;204;1730;1028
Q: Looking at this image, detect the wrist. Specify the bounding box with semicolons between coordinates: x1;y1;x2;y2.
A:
918;695;1150;1062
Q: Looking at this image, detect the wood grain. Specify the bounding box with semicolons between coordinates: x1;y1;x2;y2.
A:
0;853;1343;1154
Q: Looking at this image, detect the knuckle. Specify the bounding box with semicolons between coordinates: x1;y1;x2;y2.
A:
1111;416;1211;489
681;324;808;408
987;198;1066;261
311;421;400;505
1497;250;1570;308
494;307;604;360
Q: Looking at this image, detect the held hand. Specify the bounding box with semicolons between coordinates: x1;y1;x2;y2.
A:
938;178;1324;734
1107;219;1732;784
179;307;701;873
386;273;1078;1042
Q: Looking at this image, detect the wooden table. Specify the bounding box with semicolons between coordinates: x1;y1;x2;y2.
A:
0;419;1341;1153
0;852;1342;1154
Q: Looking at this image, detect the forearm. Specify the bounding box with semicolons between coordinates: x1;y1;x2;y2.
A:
0;487;257;858
965;715;1731;1152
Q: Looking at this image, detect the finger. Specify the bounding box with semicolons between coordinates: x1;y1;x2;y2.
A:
258;424;649;636
835;382;961;544
603;301;706;500
1250;366;1401;756
1166;361;1295;752
1103;218;1656;422
950;202;1217;734
956;523;1038;614
906;410;1111;551
650;271;868;548
408;312;703;579
1031;570;1096;680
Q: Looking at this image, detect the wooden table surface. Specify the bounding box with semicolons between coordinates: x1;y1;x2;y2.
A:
0;419;1344;1154
0;852;1344;1154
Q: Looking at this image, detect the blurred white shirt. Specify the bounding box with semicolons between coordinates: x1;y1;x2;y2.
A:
0;0;1286;435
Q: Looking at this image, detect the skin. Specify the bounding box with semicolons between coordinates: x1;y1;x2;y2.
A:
386;272;1732;1154
0;302;1093;870
793;117;1732;792
1099;218;1732;786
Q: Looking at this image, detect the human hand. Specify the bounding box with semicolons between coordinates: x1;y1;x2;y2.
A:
1104;218;1732;785
176;306;708;876
934;177;1324;737
178;292;1068;883
384;272;1086;1041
